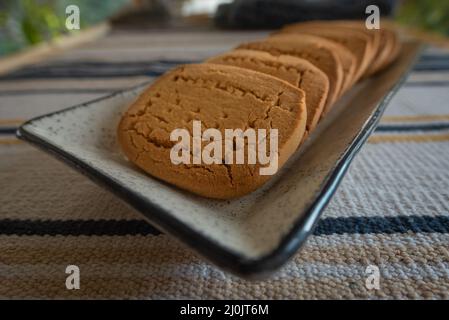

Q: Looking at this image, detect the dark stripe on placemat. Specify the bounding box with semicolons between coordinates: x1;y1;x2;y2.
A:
314;216;449;235
414;54;449;71
3;123;449;136
413;62;449;72
0;70;164;80
0;88;119;96
404;81;449;87
0;216;447;236
0;80;446;96
0;55;446;79
376;123;449;132
0;127;17;134
0;219;161;236
419;53;449;61
0;60;196;80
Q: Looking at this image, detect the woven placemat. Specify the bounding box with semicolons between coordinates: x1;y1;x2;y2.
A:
0;31;448;299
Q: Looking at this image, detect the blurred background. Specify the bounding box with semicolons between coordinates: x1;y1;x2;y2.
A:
0;0;448;57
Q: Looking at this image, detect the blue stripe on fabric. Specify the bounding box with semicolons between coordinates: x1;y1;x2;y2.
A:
375;123;449;132
0;216;447;236
0;127;17;134
3;123;449;136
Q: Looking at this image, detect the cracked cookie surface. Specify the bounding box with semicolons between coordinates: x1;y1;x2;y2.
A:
117;63;307;199
207;49;329;133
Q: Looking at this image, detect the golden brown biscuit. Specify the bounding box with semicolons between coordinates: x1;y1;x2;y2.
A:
117;63;307;199
327;20;397;77
374;27;401;74
325;20;384;77
330;20;401;75
238;34;344;114
364;28;394;76
207;49;329;132
280;22;375;83
269;33;356;96
379;21;402;68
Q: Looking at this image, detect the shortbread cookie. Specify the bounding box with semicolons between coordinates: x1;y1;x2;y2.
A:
365;29;394;77
331;20;401;75
378;22;402;68
117;63;307;199
238;34;344;113
328;20;398;77
376;27;401;73
207;49;329;132
326;20;384;77
280;23;375;83
269;33;356;96
364;28;395;76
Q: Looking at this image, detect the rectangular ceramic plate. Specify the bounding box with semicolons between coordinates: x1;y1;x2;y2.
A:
17;42;422;278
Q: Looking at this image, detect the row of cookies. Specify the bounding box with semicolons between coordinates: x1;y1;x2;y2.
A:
118;21;400;199
207;20;401;133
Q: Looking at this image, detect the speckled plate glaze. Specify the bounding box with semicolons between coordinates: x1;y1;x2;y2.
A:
17;42;421;278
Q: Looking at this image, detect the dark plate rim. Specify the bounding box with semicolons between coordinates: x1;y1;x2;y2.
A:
16;43;423;279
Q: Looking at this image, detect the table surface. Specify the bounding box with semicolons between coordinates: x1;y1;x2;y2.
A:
0;29;448;299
